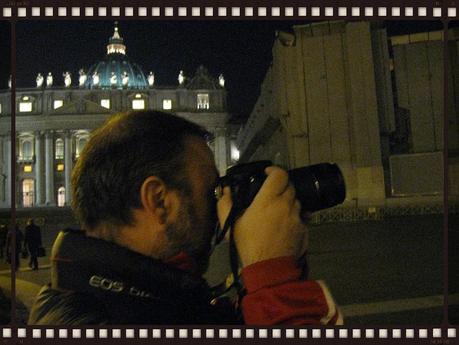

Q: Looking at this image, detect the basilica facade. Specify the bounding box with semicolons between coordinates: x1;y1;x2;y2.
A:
0;24;233;209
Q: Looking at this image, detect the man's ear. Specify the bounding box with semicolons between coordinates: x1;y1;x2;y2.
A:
139;176;168;225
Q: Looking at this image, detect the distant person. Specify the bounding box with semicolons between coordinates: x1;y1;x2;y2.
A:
6;225;23;271
24;219;42;271
0;225;7;259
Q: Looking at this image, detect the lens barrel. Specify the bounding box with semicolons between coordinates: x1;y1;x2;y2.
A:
221;161;346;214
288;163;346;212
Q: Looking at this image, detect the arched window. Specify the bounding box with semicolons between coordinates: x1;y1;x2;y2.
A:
57;186;65;207
21;140;33;161
197;93;210;110
76;137;88;158
55;138;64;159
22;179;34;207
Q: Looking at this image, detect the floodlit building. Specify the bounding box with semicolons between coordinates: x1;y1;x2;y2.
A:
236;21;459;208
0;24;233;209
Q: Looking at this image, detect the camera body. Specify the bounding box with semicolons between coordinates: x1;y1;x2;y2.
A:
217;160;346;214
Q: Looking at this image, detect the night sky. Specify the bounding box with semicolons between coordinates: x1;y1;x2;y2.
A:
0;20;450;120
0;22;10;91
13;20;308;121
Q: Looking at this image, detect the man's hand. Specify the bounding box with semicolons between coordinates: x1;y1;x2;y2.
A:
217;166;308;268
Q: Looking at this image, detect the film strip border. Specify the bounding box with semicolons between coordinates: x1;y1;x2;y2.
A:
0;1;457;343
0;6;456;18
0;327;456;339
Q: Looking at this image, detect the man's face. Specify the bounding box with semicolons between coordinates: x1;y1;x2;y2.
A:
165;136;219;274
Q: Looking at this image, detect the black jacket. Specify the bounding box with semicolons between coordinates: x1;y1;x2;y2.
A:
24;223;42;252
28;229;240;325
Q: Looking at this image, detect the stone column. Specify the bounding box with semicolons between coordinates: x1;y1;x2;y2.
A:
214;128;228;176
64;130;73;205
44;130;55;206
34;131;43;206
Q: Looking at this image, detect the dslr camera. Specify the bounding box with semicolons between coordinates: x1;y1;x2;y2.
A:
212;161;346;292
216;160;346;215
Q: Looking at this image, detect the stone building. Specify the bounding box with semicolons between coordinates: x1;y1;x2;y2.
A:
0;24;233;209
236;21;458;208
390;29;459;196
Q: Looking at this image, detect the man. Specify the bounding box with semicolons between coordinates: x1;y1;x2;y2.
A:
28;110;342;325
24;219;42;270
6;225;23;272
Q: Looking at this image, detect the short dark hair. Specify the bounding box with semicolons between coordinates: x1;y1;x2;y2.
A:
71;110;210;230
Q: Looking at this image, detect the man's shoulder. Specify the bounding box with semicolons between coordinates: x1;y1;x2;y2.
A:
28;285;108;325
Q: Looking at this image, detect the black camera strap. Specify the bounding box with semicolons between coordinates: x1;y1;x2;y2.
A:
228;217;242;294
214;206;238;245
212;205;244;298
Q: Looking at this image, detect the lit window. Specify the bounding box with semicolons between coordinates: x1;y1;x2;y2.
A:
19;101;32;113
197;93;209;110
57;186;65;207
162;99;172;110
100;99;110;109
55;138;64;159
53;100;64;109
76;137;88;158
21;140;33;161
132;99;145;110
24;165;32;173
22;179;34;207
57;164;64;172
0;103;2;114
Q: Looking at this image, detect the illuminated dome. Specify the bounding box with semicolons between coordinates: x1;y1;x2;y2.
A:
85;23;148;89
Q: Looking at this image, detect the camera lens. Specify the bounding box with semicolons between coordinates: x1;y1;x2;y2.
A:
288;163;346;212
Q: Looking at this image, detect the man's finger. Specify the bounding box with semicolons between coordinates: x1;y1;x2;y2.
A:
254;166;289;203
283;184;296;207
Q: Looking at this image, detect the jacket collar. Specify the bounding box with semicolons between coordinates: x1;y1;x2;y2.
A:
50;229;211;304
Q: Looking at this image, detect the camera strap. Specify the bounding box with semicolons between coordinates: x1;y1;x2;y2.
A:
211;205;245;298
214;206;238;245
228;217;242;295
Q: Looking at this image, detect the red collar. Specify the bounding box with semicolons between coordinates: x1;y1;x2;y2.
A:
164;251;199;275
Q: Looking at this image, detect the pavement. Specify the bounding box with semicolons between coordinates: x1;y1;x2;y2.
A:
0;213;456;325
0;274;42;324
0;250;52;324
0;275;41;309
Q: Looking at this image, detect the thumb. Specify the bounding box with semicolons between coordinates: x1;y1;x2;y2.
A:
217;187;233;227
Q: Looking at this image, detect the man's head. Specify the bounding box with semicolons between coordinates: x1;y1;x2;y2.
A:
71;111;219;273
